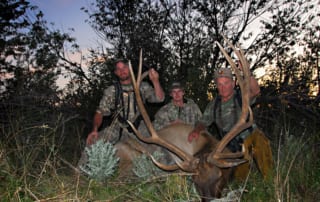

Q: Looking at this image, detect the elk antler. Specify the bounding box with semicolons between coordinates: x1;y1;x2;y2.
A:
127;50;199;172
207;35;253;168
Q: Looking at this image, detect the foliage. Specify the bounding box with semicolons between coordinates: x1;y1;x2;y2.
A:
81;0;319;111
79;139;119;182
0;100;84;200
132;151;165;179
1;0;320;201
1;105;320;200
0;0;80;102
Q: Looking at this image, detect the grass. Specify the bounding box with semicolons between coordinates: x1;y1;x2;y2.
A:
1;111;319;201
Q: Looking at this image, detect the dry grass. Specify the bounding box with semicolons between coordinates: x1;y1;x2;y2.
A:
1;112;319;201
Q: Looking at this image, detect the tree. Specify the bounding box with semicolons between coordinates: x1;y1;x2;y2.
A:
303;25;320;97
82;0;318;107
79;0;320;142
0;0;79;106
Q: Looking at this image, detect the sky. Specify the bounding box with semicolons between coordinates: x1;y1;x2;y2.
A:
28;0;100;88
29;0;97;49
26;0;318;85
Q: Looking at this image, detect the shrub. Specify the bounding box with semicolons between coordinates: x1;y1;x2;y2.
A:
79;140;119;182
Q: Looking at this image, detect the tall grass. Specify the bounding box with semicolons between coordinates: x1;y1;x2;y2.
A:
1;107;319;201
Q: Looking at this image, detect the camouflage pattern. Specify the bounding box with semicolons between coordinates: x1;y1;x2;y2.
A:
200;90;254;141
214;67;233;80
153;98;202;130
97;81;163;144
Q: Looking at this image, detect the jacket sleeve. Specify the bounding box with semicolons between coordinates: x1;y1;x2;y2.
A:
140;82;164;103
96;85;116;116
197;100;215;127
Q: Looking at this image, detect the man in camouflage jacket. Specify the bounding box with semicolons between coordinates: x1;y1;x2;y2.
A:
188;67;273;180
153;82;202;131
86;59;165;145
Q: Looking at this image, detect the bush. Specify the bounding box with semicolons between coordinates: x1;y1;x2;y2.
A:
79;140;119;182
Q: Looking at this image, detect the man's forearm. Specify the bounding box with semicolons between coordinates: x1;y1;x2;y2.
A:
249;75;260;99
92;112;103;132
194;122;206;133
152;80;165;101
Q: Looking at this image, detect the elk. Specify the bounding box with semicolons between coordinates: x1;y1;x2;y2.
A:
125;37;253;201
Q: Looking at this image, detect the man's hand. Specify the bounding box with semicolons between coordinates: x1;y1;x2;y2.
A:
86;131;99;145
188;123;205;143
148;68;165;101
148;68;160;82
188;130;199;143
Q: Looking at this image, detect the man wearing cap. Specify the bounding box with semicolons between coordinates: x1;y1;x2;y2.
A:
78;59;165;172
153;82;202;131
85;59;165;145
188;66;273;179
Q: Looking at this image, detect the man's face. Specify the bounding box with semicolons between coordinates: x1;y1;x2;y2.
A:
114;62;130;81
216;77;235;100
170;88;184;102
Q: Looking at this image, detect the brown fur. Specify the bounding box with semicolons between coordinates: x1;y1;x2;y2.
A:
115;124;236;200
115;124;272;200
192;133;233;201
114;137;146;180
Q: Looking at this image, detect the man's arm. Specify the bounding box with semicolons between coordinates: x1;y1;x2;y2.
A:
92;111;103;132
188;122;206;142
148;68;165;101
249;75;260;99
188;101;215;142
86;112;103;145
238;62;260;100
86;86;114;146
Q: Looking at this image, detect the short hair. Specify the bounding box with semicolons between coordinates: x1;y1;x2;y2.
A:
114;58;129;71
114;58;129;66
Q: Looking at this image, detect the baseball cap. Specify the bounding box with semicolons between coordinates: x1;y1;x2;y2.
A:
214;68;233;80
169;82;184;91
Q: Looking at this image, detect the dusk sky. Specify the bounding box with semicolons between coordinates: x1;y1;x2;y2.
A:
29;0;98;49
28;0;101;87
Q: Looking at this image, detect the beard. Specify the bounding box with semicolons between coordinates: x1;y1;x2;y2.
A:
118;74;130;81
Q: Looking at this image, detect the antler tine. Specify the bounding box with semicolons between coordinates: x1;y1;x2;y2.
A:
221;35;251;81
150;155;200;172
222;37;253;127
127;50;199;172
215;40;243;84
128;52;154;134
150;155;180;171
126;122;192;171
224;37;254;124
128;62;136;85
137;49;143;86
213;41;252;153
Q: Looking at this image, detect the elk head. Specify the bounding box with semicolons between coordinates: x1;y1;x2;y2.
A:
127;36;253;201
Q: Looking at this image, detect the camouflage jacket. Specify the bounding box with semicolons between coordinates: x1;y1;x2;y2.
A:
153;98;202;130
199;90;255;140
96;81;164;143
97;81;164;126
